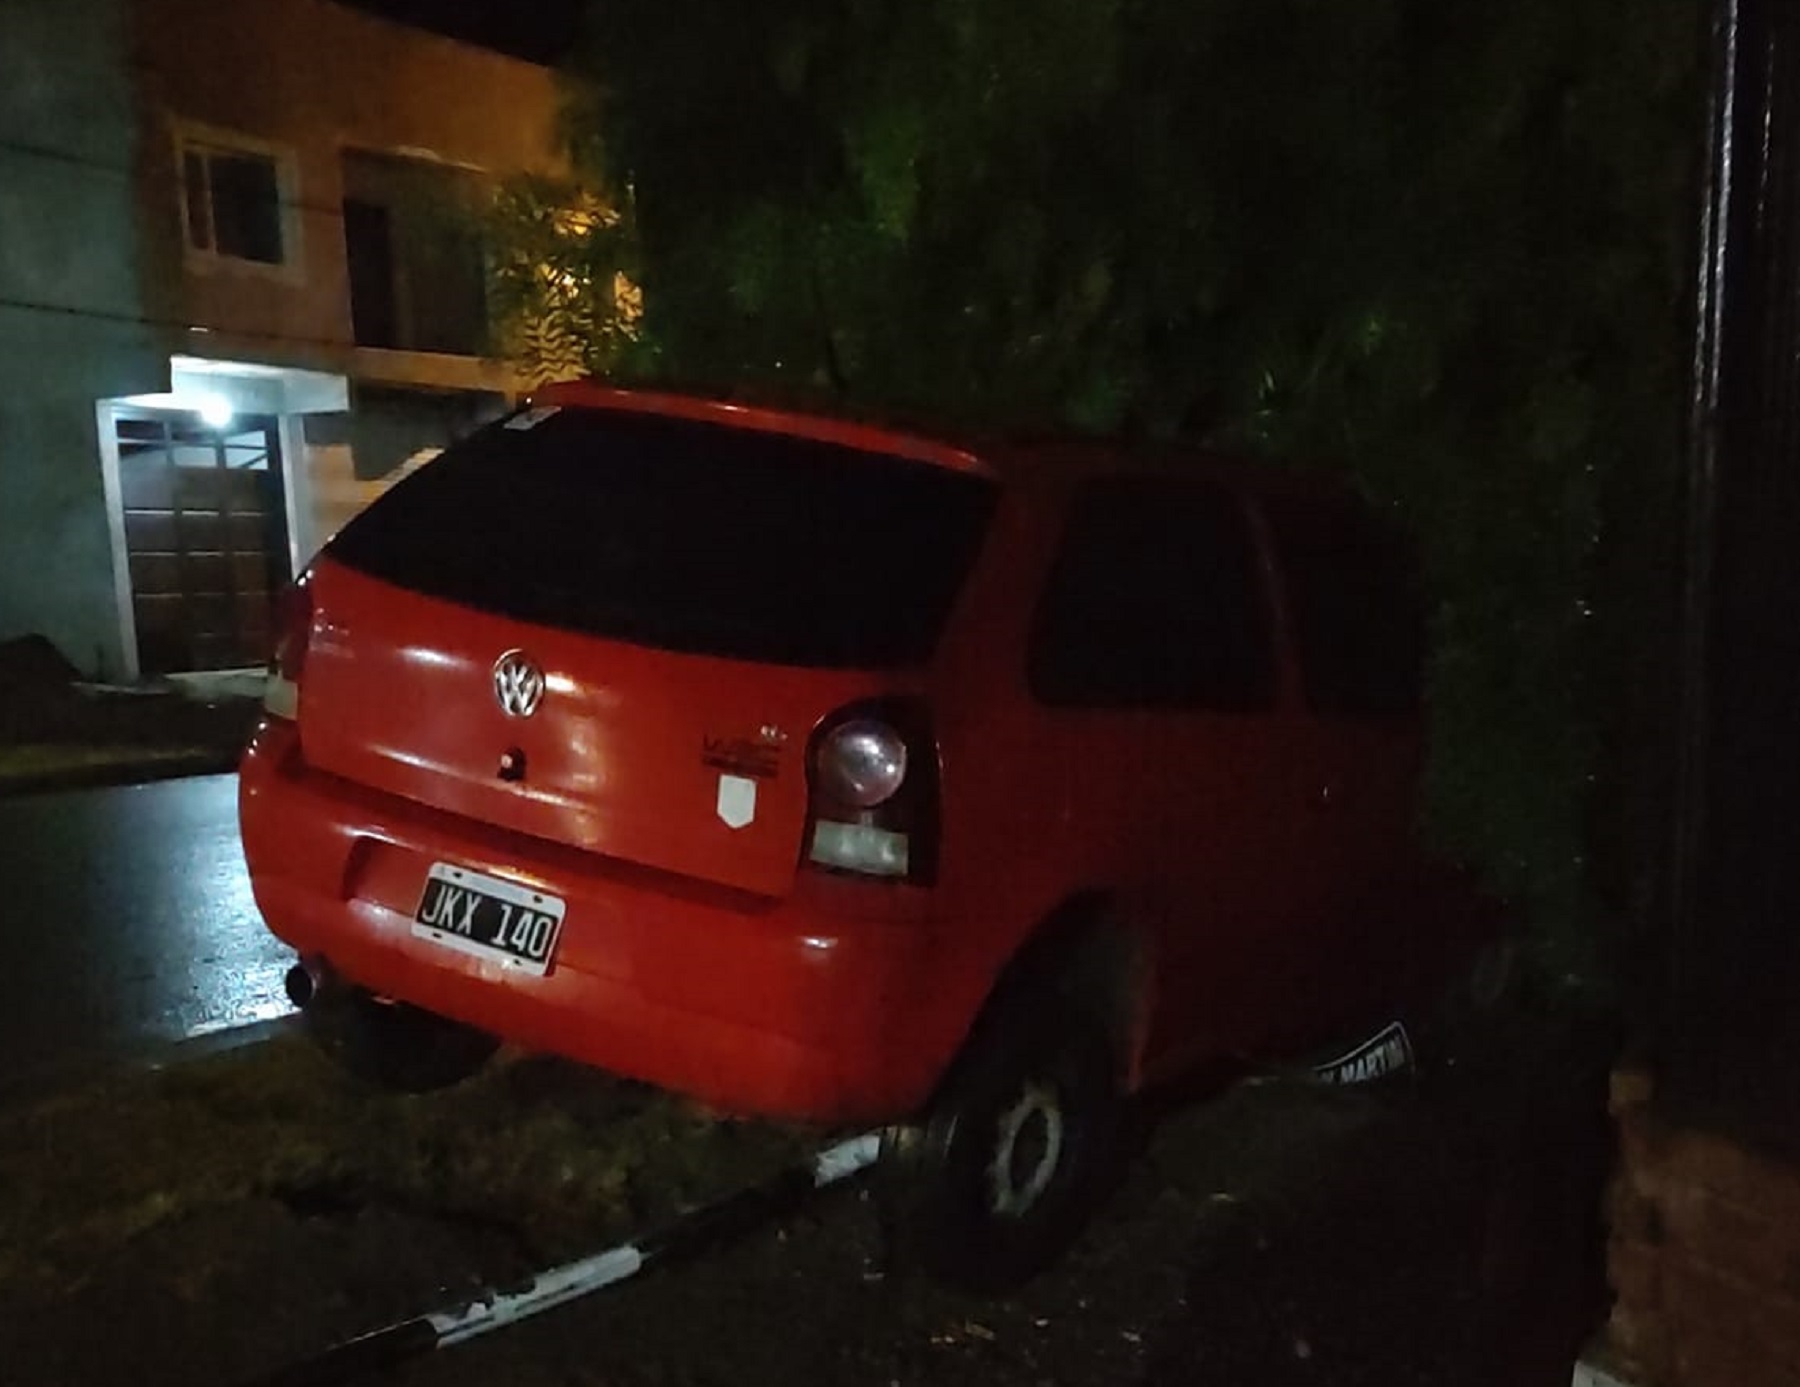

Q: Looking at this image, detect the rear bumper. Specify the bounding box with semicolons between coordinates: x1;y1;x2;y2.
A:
238;719;972;1123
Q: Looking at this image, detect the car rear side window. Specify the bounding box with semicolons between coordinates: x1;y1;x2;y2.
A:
1028;476;1276;710
1260;495;1425;716
325;407;997;669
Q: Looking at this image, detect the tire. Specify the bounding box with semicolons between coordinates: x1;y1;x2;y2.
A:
1462;933;1522;1015
883;988;1123;1293
1415;932;1524;1093
304;986;499;1094
1439;931;1523;1034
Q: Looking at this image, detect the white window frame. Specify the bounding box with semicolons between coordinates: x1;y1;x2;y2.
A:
172;119;304;282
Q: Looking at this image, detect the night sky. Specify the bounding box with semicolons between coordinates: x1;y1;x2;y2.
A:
341;0;587;65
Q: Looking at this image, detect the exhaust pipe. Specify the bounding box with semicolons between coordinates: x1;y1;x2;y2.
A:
284;963;315;1010
285;956;337;1011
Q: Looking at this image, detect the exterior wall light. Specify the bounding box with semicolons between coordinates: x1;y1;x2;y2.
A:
196;391;235;429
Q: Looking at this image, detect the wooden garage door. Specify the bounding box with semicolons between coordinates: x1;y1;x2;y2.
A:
116;411;291;675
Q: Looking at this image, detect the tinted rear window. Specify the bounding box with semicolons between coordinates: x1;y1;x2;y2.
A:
327;407;996;668
1260;495;1425;716
1028;476;1277;710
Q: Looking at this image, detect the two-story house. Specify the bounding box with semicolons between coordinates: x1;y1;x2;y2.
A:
0;0;563;680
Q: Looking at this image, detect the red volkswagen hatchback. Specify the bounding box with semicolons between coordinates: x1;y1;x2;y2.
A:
240;382;1495;1287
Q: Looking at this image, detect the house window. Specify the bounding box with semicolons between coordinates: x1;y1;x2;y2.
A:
179;135;289;267
342;149;489;356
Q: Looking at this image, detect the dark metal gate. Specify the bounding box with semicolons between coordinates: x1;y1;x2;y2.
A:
1665;0;1800;1135
115;409;292;675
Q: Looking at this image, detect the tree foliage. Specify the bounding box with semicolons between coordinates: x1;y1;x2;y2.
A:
504;0;1705;961
486;174;640;386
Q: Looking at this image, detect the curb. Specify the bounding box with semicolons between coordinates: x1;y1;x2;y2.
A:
0;749;243;798
235;1130;884;1387
0;1014;301;1113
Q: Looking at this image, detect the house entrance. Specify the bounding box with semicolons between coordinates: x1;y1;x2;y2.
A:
113;408;291;674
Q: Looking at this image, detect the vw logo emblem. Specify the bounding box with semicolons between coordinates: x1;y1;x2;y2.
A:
492;650;546;719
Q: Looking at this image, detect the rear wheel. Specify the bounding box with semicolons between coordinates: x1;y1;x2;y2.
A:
1437;931;1523;1037
884;988;1123;1293
304;986;499;1094
1463;934;1522;1015
1414;931;1526;1092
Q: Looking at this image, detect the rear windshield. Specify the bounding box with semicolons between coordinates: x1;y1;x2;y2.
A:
327;406;996;668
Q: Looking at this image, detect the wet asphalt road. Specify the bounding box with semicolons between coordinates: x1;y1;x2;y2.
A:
0;774;291;1080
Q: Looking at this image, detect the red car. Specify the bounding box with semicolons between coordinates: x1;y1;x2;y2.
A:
239;382;1497;1288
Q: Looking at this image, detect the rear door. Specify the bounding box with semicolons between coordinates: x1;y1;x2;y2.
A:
1026;475;1309;1063
1258;493;1428;1029
298;405;996;900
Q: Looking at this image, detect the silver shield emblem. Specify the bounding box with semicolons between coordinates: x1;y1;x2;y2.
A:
492;650;546;719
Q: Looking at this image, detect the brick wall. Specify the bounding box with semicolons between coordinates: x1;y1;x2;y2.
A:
1604;1071;1800;1386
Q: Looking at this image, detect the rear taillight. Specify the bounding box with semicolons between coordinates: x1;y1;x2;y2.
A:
804;700;940;884
816;720;908;808
264;573;314;720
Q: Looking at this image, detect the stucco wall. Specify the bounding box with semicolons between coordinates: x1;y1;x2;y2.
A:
0;0;166;677
132;0;563;382
298;441;436;563
0;0;561;677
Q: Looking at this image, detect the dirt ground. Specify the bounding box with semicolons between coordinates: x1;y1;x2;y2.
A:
0;1008;1612;1387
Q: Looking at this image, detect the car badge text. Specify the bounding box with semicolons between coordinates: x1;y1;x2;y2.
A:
492;650;546;719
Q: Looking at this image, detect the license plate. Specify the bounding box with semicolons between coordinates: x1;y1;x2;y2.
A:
411;863;566;976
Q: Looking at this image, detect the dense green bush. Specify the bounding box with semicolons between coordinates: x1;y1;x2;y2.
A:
492;0;1704;971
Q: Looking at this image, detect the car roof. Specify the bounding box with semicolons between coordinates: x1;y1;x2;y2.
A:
531;380;994;478
530;379;1358;504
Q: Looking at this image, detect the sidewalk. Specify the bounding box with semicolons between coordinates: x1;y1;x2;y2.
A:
0;636;261;795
